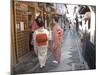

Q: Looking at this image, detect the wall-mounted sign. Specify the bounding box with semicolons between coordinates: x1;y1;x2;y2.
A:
20;22;24;31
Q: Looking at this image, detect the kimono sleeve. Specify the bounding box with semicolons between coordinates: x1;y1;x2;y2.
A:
33;31;38;55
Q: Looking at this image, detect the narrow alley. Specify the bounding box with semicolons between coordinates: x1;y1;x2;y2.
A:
11;1;96;74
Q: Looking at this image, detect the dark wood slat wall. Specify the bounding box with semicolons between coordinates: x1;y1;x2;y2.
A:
15;2;30;59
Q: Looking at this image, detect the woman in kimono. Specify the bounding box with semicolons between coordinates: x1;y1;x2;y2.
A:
52;16;64;64
33;16;49;68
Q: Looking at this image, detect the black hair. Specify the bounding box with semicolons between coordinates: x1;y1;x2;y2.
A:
53;16;59;23
35;16;44;27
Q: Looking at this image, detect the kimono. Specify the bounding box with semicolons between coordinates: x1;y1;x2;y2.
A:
31;21;38;47
52;22;64;63
33;27;49;67
32;21;38;32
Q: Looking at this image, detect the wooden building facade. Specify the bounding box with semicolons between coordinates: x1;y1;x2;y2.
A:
11;1;57;71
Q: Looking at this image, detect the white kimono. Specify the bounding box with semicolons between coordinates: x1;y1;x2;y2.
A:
33;28;49;67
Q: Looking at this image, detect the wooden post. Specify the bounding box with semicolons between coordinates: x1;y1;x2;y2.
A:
11;0;18;64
